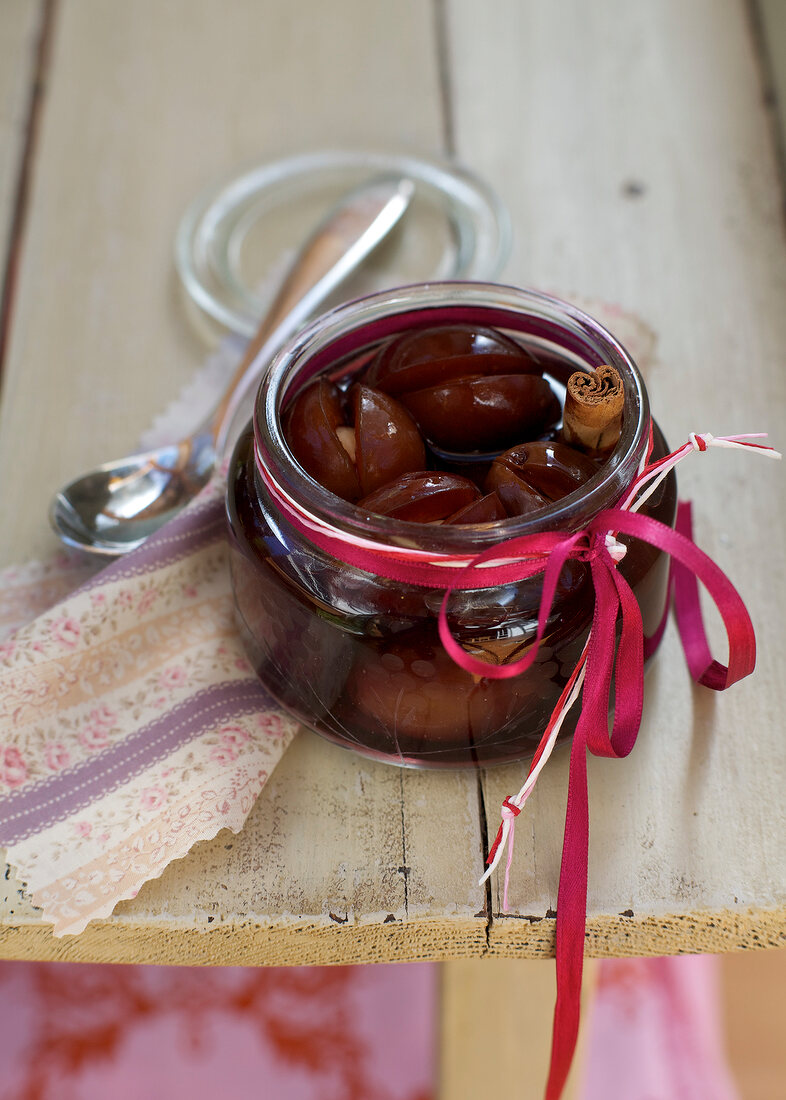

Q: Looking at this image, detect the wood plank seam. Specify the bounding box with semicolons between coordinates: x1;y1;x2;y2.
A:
398;768;410;919
433;0;456;157
0;0;54;378
746;0;786;216
475;771;493;949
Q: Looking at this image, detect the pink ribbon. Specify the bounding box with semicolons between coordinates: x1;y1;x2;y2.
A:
257;427;778;1100
452;494;757;1099
437;499;760;1100
543;502;756;1100
438;504;755;684
433;436;774;1100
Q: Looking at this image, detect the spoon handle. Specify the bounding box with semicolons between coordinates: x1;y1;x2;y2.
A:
210;175;414;455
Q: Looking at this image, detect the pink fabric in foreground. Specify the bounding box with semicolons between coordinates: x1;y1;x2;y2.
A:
579;956;739;1100
0;960;436;1100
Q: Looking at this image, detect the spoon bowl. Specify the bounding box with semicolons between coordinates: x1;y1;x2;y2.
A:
51;433;216;556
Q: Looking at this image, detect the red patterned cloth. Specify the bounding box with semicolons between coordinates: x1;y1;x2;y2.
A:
579;956;739;1100
0;960;436;1100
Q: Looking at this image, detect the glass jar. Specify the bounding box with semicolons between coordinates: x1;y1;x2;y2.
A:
226;283;677;768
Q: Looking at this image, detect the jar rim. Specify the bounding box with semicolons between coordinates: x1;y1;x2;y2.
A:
252;282;650;553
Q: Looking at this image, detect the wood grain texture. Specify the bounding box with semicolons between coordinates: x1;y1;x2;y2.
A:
1;0;785;965
758;0;786;168
445;0;786;948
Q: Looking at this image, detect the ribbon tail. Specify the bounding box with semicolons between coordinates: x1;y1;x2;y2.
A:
544;550;643;1100
598;506;757;689
545;725;589;1100
671;501;756;689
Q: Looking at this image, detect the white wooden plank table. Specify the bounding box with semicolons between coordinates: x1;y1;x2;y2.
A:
0;0;783;974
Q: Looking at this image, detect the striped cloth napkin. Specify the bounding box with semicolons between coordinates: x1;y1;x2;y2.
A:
0;473;297;936
0;331;301;936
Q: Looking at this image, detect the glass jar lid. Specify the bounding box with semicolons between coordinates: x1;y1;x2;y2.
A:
175;150;511;338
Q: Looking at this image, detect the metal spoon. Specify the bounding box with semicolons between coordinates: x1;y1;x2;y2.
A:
50;175;415;557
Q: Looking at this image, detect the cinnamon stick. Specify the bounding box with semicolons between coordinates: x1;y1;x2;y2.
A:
562;364;624;456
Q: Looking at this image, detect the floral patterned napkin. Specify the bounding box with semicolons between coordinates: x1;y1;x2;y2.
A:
0;299;654;938
0;336;299;936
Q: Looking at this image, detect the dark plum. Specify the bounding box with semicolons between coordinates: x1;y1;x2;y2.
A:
351;384;426;495
486;441;598;517
358;472;480;522
285;378;425;501
284;378;361;501
365;324;538;395
344;632;533;745
401;373;560;452
444;491;507;525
